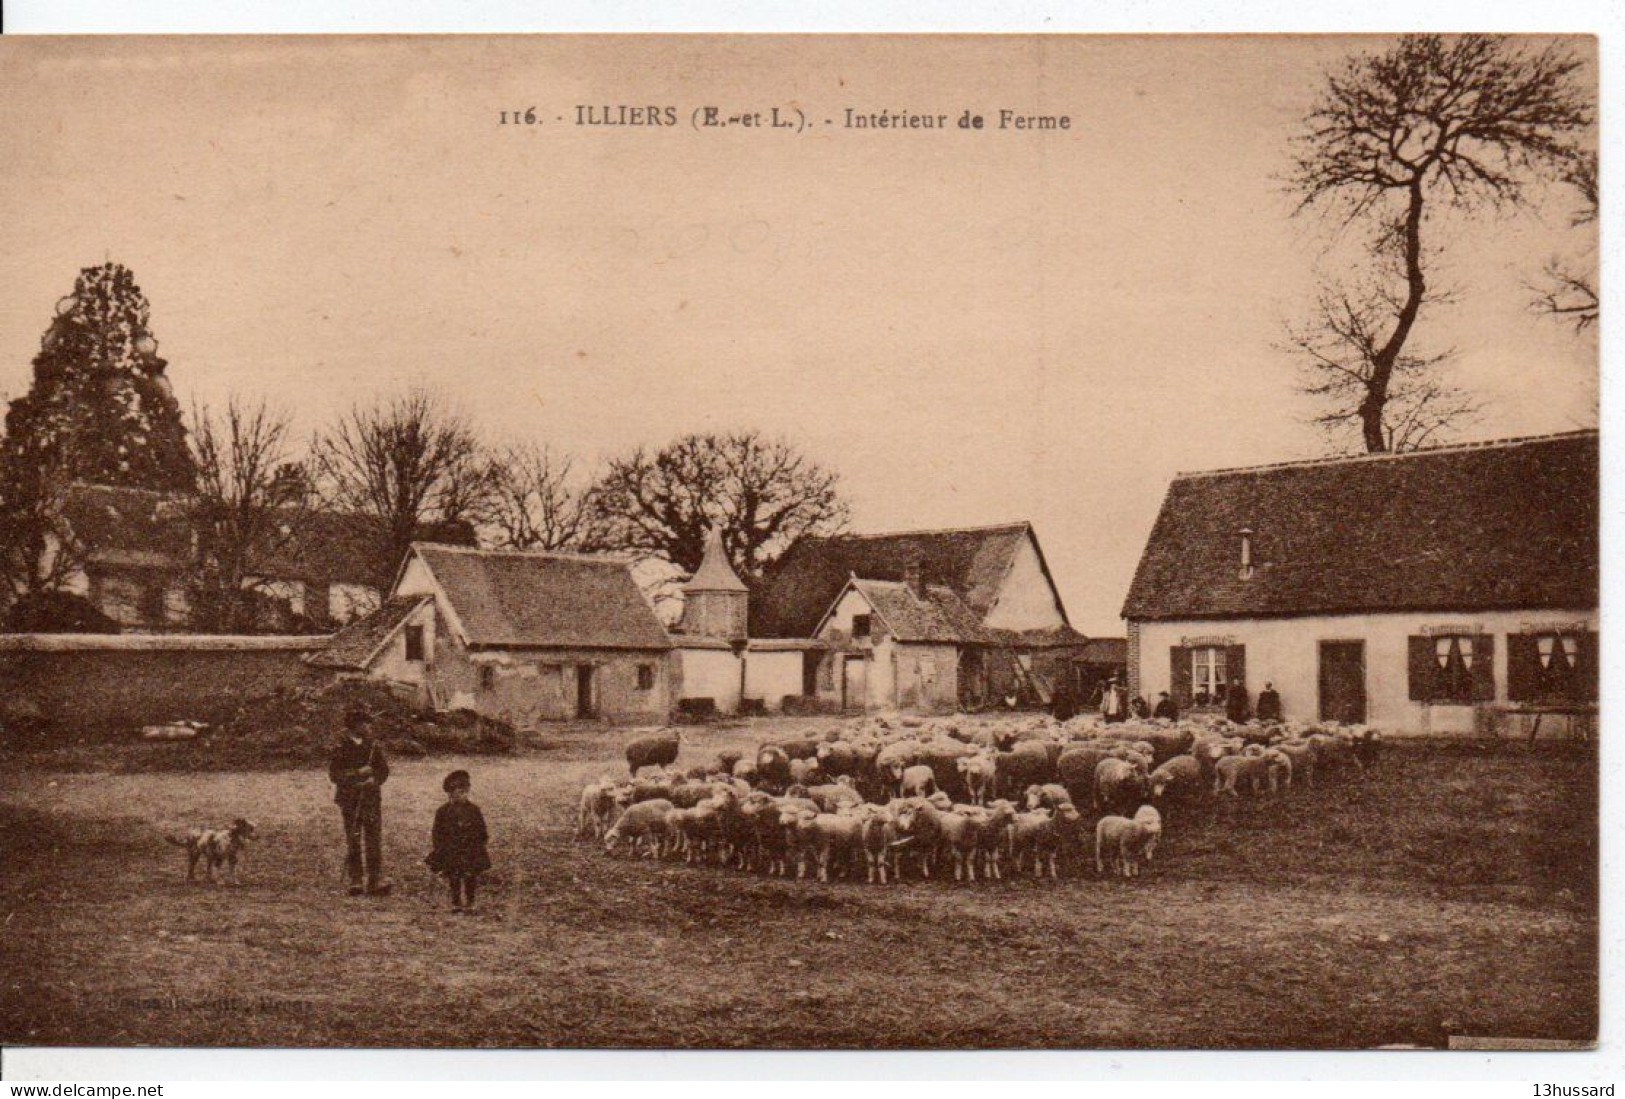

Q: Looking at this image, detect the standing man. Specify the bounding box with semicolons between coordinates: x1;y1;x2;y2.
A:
1226;681;1252;725
329;706;392;897
1153;691;1179;720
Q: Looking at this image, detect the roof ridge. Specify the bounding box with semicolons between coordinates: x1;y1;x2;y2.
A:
412;541;637;566
809;520;1031;542
1174;429;1598;480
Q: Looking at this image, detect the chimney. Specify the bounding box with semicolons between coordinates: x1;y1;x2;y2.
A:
1239;527;1255;579
903;554;927;599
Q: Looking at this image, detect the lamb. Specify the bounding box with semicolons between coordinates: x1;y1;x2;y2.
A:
900;800;983;882
576;776;620;839
664;798;725;865
1148;755;1203;801
625;730;681;777
1095;756;1150;814
603;798;675;858
888;798;944;880
1213;749;1292;797
899;764;938;800
1009;801;1083;879
1095;805;1162;878
972;800;1019;880
958;753;996;805
851;803;903;884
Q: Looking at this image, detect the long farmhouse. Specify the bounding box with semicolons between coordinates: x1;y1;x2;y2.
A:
1122;431;1598;738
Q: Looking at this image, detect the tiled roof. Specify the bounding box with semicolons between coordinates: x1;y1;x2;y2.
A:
988;625;1092;649
752;522;1053;638
306;595;430;670
849;579;997;645
412;543;672;650
683;529;748;593
1122;431;1598;621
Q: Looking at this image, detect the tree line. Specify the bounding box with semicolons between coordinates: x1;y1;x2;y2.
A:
0;265;848;631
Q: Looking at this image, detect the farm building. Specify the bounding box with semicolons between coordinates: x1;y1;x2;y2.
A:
667;530;826;715
751;522;1112;712
311;542;673;726
1122;430;1598;737
9;481;468;632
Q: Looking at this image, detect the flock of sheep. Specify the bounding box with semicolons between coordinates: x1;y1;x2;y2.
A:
575;713;1383;886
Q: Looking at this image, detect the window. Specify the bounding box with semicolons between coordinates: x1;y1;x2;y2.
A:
636;663;656;691
1408;633;1494;704
478;665;496;691
851;614;872;639
404;624;425;663
1191;647;1228;708
1509;630;1596;704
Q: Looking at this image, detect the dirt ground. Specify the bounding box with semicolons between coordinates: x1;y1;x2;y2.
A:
0;718;1597;1049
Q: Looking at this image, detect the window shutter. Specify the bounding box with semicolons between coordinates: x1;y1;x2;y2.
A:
1170;646;1192;709
1407;636;1434;701
1470;633;1496;703
1577;630;1599;703
1506;633;1538;703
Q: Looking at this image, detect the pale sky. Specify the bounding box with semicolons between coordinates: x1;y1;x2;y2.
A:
0;36;1598;634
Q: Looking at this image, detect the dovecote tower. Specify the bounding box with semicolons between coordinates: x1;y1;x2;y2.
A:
679;528;749;642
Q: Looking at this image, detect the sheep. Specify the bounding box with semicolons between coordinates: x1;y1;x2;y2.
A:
712;749;744;775
901;800;984;883
899;764;938;800
916;739;979;798
789;810;864;882
851;803;903;884
1095;805;1162;878
788;757;823;788
755;745;793;791
772;737;823;761
1056;745;1115;806
1009;801;1083;879
576;776;620;839
973;800;1019;880
994;740;1053;799
1148;755;1203;801
664;798;725;865
604;798;675;858
625;730;681;777
875;740;922;795
1023;782;1074;812
804;779;864;814
731;757;759;786
1095;756;1150;815
1213;749;1292;797
958;752;996;805
888;798;945;880
1271;740;1317;788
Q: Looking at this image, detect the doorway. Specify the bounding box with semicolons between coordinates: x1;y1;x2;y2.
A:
1318;641;1367;724
841;656;868;713
575;664;597;719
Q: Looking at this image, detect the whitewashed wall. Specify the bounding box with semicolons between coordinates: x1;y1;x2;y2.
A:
676;646;742;712
744;649;803;710
1134;607;1598;736
983;534;1066;631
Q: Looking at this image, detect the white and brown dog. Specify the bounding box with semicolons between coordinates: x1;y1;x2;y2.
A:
166;818;257;884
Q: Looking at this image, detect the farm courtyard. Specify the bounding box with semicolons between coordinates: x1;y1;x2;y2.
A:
0;719;1597;1050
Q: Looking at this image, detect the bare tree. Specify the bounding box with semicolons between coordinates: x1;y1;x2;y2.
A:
1289;34;1593;452
1532;150;1598;331
310;390;492;589
1284;286;1481;453
0;448;94;601
186;398;308;631
485;444;604;552
587;431;849;576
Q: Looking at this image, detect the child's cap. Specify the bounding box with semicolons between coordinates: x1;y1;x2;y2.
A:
443;769;472;793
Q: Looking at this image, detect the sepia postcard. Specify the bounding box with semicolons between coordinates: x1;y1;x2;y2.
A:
0;34;1599;1053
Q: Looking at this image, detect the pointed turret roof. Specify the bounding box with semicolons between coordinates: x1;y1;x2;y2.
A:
684;529;748;593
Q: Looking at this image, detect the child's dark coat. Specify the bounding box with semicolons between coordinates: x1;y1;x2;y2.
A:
426;800;491;874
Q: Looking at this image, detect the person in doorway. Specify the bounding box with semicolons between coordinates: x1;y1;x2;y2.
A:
426;769;491;914
328;706;392;897
1226;681;1251;725
1256;682;1283;723
1101;677;1128;724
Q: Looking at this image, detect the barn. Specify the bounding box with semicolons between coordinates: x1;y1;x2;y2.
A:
1121;430;1598;737
311;542;673;726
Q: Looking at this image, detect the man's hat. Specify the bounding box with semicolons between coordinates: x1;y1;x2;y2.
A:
443;769;471;793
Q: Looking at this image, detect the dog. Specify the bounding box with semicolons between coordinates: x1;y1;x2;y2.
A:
166;818;257;884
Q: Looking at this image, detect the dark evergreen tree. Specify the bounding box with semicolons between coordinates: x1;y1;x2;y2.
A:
3;263;194;492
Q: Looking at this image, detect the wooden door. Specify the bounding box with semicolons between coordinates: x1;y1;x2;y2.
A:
842;656;868;713
1319;641;1366;724
575;664;597;719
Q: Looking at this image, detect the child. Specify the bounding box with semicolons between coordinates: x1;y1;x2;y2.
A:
425;770;490;913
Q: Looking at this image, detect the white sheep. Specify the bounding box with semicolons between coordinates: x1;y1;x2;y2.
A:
1095;805;1162;878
